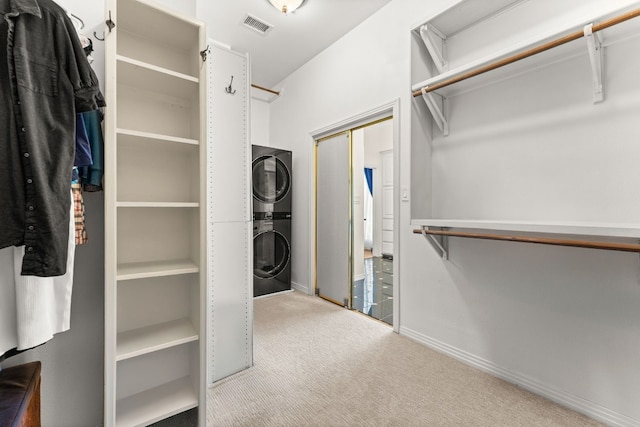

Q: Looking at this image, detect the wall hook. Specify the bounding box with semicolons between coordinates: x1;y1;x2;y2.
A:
200;45;211;62
94;11;116;41
106;11;116;32
68;12;85;29
225;76;237;95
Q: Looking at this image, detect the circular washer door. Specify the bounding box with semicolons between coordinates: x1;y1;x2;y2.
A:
252;155;291;203
253;230;290;279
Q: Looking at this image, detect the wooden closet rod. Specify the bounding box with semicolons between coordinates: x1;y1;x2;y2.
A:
413;228;640;253
251;83;280;96
412;7;640;97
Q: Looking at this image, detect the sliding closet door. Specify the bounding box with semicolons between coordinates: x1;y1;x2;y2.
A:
316;132;351;306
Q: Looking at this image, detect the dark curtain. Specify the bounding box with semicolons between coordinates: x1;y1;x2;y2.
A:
364;168;373;195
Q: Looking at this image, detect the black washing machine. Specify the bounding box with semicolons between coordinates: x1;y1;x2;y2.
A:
252;145;292;214
252;145;292;297
253;212;291;297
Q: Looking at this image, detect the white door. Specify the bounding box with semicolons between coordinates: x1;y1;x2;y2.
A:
381;150;394;256
316;132;351;306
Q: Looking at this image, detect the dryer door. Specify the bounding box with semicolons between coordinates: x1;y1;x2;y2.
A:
252;155;291;209
253;228;290;279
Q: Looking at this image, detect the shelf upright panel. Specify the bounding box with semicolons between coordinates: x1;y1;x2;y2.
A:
103;0;119;425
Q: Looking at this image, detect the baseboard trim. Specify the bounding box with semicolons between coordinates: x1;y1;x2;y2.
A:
353;273;365;281
399;326;638;427
291;281;309;294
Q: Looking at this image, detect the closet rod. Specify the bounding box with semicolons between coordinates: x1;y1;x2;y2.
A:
412;7;640;97
412;228;640;253
251;83;280;96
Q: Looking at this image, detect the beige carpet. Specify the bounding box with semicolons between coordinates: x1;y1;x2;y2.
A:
207;291;601;426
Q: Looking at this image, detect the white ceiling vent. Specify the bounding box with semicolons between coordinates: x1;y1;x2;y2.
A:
242;14;273;35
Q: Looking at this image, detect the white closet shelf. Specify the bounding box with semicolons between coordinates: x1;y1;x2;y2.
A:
117;202;199;208
117;55;198;99
115;376;198;426
117;260;199;281
411;219;640;239
117;128;199;146
411;3;640;98
425;0;523;38
116;318;198;361
117;0;200;53
117;55;198;83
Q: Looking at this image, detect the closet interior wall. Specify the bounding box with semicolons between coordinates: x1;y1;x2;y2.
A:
408;0;640;423
411;0;640;228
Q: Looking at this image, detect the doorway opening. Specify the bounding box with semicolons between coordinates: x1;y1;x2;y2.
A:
351;120;394;325
314;113;395;327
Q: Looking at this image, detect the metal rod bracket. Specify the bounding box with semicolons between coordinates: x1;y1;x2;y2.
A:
421;227;449;260
584;23;604;103
419;24;448;74
421;88;449;136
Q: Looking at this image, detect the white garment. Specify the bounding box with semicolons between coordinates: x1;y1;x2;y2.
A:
0;246;18;356
0;192;75;354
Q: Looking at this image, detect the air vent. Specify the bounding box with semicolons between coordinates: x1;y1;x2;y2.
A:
242;14;273;35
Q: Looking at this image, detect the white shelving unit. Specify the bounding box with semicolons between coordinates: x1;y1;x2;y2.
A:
410;0;640;256
412;2;640;135
104;0;207;425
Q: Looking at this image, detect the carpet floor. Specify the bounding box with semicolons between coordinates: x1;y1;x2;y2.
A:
206;290;602;426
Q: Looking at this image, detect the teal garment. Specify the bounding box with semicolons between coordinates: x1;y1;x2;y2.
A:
72;113;92;183
79;109;104;191
74;113;92;168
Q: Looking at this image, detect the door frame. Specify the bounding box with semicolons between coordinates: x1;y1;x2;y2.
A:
309;99;400;332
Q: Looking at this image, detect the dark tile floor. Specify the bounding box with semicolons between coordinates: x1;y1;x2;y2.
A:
352;256;393;325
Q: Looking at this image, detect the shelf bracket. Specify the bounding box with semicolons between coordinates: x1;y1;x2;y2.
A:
584;23;604;104
421;88;449;136
421;227;449;260
419;24;448;74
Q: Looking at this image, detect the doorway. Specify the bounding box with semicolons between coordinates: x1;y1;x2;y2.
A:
351;121;394;325
314;114;395;326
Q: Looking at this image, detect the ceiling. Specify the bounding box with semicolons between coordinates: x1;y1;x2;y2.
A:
200;0;392;90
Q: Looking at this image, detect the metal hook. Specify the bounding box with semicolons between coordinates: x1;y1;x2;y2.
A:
225;76;236;95
94;10;116;41
69;12;85;29
200;45;211;62
106;11;116;32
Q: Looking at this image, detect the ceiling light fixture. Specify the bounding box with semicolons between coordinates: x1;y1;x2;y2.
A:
267;0;307;15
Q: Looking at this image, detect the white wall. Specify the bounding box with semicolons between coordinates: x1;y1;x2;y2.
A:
250;97;271;148
269;0;640;425
363;120;393;164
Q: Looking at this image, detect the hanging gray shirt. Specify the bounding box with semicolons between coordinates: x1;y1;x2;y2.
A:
0;0;105;277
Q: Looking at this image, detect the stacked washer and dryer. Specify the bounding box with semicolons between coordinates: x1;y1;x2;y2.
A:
252;145;292;297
